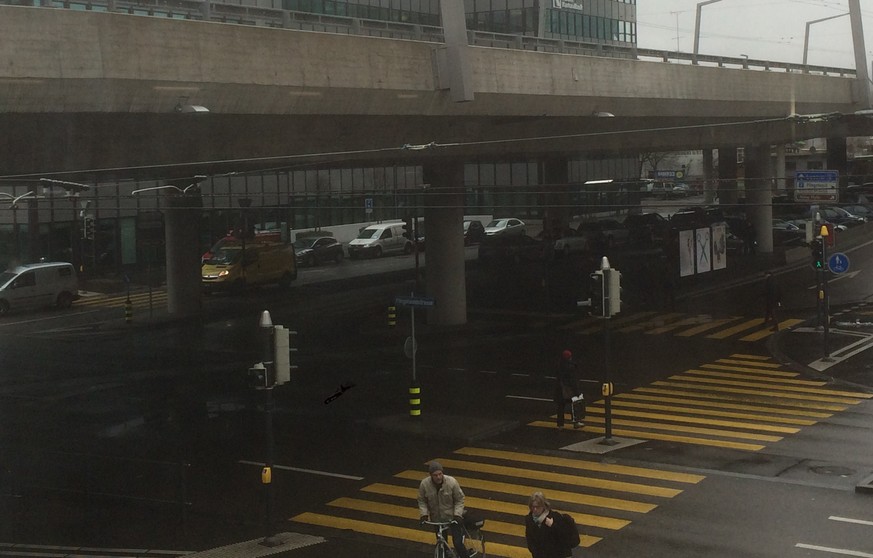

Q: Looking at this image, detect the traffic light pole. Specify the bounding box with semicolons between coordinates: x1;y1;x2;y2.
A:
820;231;830;359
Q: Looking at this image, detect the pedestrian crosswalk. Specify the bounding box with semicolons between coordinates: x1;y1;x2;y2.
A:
75;290;168;310
291;446;704;557
561;311;806;341
530;353;872;451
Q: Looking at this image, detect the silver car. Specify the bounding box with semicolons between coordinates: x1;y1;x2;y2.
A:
484;218;526;237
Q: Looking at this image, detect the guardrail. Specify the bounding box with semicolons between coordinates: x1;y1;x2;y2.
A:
4;0;856;78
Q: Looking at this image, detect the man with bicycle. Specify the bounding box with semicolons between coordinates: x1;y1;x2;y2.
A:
418;461;471;558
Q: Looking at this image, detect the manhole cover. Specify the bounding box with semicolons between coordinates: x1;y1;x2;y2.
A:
810;465;855;476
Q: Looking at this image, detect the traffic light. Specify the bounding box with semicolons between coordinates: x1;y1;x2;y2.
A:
402;216;413;239
590;270;605;317
605;268;622;317
247;362;268;389
812;239;824;270
273;325;297;386
82;216;95;240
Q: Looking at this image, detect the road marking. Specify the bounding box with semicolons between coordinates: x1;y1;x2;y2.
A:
506;395;551;402
0;543;193;557
239;460;363;480
707;318;765;339
795;543;873;557
829;516;873;527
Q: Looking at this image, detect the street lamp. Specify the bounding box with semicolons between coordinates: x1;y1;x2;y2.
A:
803;13;849;66
693;0;723;64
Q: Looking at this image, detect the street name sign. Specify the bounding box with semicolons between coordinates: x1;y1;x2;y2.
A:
795;170;838;202
395;295;435;308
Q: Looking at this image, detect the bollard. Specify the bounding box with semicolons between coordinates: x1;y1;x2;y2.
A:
125;298;133;323
388;305;396;327
408;384;421;417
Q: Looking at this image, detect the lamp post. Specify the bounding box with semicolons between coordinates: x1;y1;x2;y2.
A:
803;13;848;67
692;0;723;64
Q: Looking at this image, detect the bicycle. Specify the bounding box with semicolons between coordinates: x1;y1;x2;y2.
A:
422;519;485;558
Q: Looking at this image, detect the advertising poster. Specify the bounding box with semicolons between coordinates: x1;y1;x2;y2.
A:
696;227;712;274
711;224;726;271
679;230;695;277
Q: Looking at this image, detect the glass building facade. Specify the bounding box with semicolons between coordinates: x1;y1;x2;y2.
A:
0;154;638;273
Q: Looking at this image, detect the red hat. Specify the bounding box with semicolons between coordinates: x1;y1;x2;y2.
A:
562;350;572;360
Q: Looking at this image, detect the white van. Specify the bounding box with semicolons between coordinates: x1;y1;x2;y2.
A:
0;262;80;315
347;223;413;259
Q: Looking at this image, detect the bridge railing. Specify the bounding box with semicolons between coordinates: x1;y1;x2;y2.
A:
6;0;855;78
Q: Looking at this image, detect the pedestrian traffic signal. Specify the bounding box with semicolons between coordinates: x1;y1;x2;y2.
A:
812;239;824;270
402;217;413;239
247;362;268;389
82;216;95;240
590;270;605;317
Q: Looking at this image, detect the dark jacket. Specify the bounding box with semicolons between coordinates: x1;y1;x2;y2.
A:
554;359;579;403
525;510;575;558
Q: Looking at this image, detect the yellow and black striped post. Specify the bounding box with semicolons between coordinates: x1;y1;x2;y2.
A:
409;384;421;418
124;298;133;324
388;305;396;327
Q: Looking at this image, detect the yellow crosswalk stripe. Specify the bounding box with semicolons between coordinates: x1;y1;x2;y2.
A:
360;484;631;531
585;406;800;434
728;353;773;361
605;399;817;426
635;386;848;411
618;313;685;333
616;392;832;418
432;458;683;498
686;369;826;386
670;373;870;399
646;315;715;335
576;425;766;451
292;444;693;554
674;317;742;336
702;362;799;377
577;415;784;442
453;447;704;484
706;318;765;339
739;319;806;341
394;470;658;513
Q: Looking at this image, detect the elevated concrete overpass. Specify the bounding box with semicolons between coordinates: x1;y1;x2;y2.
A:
3;4;873;324
2;5;873;178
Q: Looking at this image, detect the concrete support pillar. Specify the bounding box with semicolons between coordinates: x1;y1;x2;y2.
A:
744;144;774;254
827;136;849;194
541;157;570;240
422;162;466;326
702;149;716;205
774;144;787;198
164;194;203;317
717;146;738;206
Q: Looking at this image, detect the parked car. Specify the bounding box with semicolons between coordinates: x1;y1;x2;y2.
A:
463;219;486;245
554;228;593;256
293;236;344;266
478;234;543;265
793;206;866;228
347;223;413;259
484;218;525;237
668;183;691;198
839;204;873;220
771;219;807;246
624;212;670;246
575;219;630;249
0;262;79;315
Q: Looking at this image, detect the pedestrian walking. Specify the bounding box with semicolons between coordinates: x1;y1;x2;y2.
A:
554;350;584;429
525;491;580;558
763;271;782;330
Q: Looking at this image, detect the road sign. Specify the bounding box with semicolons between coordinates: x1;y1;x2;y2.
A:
828;252;850;274
365;197;373;214
395;295;435;308
795;170;838;202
